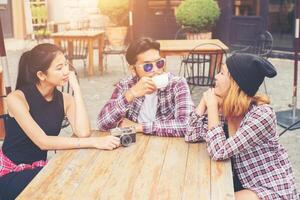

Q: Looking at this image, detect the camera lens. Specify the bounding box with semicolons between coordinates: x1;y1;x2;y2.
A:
121;135;133;147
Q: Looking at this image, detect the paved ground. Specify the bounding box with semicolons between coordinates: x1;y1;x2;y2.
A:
0;39;299;192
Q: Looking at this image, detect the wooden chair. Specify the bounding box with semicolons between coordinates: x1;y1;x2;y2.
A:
58;39;88;75
58;64;77;129
231;31;273;58
0;70;6;140
0;100;7;140
174;26;200;76
183;43;227;92
103;37;127;74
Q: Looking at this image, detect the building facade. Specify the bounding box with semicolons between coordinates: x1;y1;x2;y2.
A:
132;0;295;53
0;0;296;54
0;0;100;39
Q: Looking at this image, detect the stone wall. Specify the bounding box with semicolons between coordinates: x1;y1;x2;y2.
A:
48;0;106;30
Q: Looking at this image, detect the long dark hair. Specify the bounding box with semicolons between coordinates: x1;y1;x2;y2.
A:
15;43;64;90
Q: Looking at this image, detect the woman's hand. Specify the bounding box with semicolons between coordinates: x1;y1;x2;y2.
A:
196;96;207;115
68;71;79;91
203;88;222;129
203;88;223;109
93;136;120;150
131;77;157;97
203;88;219;108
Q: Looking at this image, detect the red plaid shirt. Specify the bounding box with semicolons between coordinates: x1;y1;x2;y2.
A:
97;73;194;137
186;104;299;199
0;150;46;177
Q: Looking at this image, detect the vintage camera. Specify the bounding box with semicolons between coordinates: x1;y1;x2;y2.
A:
110;127;136;147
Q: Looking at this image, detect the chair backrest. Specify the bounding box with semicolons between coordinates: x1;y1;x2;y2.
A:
103;37;127;54
249;31;273;58
58;81;72;128
232;31;273;58
184;43;227;87
0;102;7;140
57;66;78;128
174;27;199;40
59;39;88;61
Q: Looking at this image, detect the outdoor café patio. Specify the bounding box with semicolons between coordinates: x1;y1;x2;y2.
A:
0;0;299;199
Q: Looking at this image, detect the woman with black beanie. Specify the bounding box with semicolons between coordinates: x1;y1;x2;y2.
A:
186;53;299;200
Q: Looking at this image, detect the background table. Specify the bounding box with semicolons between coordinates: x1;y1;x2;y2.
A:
17;132;234;200
159;39;229;82
158;39;229;57
51;30;105;76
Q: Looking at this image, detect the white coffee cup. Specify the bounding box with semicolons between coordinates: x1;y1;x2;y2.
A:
152;73;169;89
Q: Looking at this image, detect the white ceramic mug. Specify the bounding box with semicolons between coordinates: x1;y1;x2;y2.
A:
152;73;169;89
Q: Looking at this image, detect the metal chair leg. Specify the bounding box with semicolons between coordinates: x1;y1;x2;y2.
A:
83;60;87;77
104;54;108;71
178;56;185;76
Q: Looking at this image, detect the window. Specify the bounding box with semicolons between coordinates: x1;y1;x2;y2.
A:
233;0;260;16
268;0;295;50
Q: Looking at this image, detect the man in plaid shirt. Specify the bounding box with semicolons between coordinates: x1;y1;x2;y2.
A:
186;54;299;199
97;37;193;137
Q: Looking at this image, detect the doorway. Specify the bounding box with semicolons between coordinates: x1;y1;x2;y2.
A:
229;0;268;48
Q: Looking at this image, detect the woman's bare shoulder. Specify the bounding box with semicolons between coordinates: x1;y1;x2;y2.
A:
7;90;26;102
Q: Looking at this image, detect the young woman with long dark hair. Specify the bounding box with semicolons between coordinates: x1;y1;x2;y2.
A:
0;43;120;200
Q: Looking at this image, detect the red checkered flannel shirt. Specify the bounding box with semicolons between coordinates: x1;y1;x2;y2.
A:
0;150;46;177
185;104;299;199
97;73;194;137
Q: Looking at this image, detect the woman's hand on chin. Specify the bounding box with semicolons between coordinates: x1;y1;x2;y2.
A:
68;71;79;90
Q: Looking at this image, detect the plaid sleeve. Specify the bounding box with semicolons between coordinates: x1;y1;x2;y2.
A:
184;111;208;142
143;78;194;137
205;105;276;160
97;81;130;131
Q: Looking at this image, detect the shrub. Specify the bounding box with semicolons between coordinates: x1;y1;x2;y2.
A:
175;0;220;32
98;0;129;26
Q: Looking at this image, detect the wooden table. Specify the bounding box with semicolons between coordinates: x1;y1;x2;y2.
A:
17;132;234;200
158;39;229;57
158;39;229;80
51;30;105;76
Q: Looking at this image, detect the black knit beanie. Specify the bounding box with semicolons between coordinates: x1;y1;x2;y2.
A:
226;53;277;96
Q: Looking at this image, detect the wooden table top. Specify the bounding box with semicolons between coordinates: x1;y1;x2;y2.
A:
51;30;105;38
17;132;234;200
158;39;229;53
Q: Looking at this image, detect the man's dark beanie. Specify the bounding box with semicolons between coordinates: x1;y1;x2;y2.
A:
226;53;277;96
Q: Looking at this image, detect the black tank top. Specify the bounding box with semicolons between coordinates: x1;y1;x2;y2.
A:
2;84;65;164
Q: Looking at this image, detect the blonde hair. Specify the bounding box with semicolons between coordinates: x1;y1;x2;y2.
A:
222;77;270;118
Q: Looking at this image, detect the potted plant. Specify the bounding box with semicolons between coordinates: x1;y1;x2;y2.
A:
175;0;220;39
98;0;129;46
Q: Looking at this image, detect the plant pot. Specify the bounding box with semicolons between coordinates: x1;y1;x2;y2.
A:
106;26;128;46
186;32;212;40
